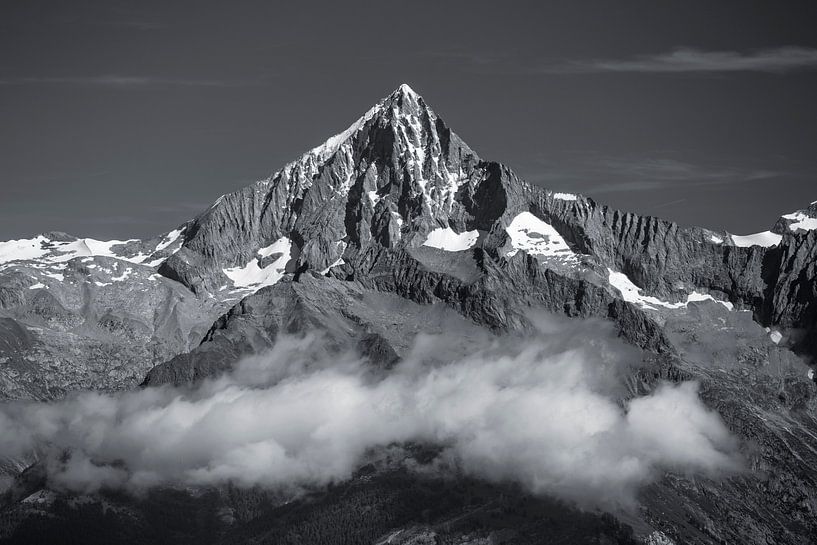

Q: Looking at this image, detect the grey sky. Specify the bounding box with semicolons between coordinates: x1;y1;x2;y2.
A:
1;0;816;239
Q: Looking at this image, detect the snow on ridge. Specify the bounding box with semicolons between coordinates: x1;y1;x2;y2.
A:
686;291;734;311
781;211;817;232
709;234;724;244
607;269;733;311
396;83;420;98
223;238;291;290
423;227;480;252
730;231;782;248
306;100;383;161
0;235;51;263
0;225;189;273
608;269;673;310
271;85;423;202
505;211;578;264
316;84;422;161
155;227;184;251
0;235;139;265
552;192;578;201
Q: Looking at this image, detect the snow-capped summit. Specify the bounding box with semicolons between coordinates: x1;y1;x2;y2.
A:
163;84;483;294
275;83;446;179
395;82;420;97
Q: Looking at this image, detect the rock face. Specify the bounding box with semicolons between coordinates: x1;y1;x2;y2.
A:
1;84;817;544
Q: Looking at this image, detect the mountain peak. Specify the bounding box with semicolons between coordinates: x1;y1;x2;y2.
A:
378;83;425;116
393;83;420;99
298;85;427;163
277;83;469;180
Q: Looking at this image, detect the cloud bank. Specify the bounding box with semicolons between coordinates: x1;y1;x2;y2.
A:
0;318;740;509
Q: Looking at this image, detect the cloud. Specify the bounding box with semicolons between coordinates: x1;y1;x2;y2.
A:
0;317;741;509
556;47;817;74
0;76;255;88
530;154;782;194
423;47;817;76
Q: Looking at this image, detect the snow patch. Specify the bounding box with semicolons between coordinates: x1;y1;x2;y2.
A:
552;192;578;201
110;268;133;282
505;212;577;264
769;330;783;344
28;283;45;290
257;241;286;258
730;231;782;248
687;291;734;311
782;211;817;232
607;270;676;310
223;238;291;290
392;210;404;230
0;235;50;263
709;234;723;244
608;270;733;311
155;227;184;251
423;227;479;252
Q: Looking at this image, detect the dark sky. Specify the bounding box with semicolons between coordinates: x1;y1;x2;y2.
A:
2;1;816;240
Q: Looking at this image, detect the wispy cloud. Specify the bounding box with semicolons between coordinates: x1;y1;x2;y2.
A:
555;47;817;74
421;46;817;76
529;154;783;194
0;75;258;88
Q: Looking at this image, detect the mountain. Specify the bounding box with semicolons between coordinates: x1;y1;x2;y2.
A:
0;229;229;399
1;84;817;544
